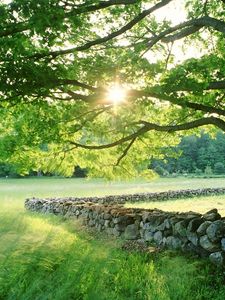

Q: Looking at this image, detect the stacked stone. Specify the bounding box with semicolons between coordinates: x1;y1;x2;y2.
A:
25;187;225;206
140;208;225;266
25;198;225;266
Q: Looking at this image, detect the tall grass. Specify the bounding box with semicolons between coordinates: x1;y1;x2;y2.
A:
0;178;225;299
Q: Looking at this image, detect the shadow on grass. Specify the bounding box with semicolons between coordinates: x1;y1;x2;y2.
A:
0;209;225;300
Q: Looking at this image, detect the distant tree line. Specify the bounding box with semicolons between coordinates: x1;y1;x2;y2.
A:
150;131;225;176
0;164;87;178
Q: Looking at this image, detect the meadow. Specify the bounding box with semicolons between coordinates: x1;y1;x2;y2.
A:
0;177;225;300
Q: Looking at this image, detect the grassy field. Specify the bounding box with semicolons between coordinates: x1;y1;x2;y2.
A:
126;195;225;216
0;177;225;299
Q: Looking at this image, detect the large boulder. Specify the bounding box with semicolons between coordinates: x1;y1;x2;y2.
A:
144;231;154;242
187;231;198;246
124;224;139;240
199;235;220;252
153;231;163;245
166;236;182;250
174;220;187;237
206;220;225;242
197;221;212;236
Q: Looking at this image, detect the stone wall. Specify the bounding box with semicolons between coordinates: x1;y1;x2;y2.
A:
25;187;225;205
25;196;225;266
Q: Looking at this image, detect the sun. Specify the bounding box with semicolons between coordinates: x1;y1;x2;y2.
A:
107;84;126;104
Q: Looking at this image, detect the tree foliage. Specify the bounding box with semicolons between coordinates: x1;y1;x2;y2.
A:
0;0;225;178
151;131;225;174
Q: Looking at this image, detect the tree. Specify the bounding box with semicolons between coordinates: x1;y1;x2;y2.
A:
214;162;225;174
150;131;225;175
0;0;225;178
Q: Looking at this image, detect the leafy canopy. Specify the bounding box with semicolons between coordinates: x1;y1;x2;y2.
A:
0;0;225;178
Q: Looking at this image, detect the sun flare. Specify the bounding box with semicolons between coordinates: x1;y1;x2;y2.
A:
107;84;126;104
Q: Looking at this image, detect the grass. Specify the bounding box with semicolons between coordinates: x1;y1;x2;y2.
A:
0;177;225;299
126;195;225;216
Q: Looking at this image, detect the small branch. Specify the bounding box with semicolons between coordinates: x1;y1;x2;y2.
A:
115;137;136;165
147;16;225;49
58;79;97;92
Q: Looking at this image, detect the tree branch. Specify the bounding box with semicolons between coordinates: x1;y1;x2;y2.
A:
127;85;225;117
0;0;138;38
68;0;139;15
116;137;137;165
29;0;172;59
67;117;225;150
147;16;225;48
58;79;97;92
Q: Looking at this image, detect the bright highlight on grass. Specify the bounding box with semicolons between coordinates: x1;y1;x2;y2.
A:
107;83;126;104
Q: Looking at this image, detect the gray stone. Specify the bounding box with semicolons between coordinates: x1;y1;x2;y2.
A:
97;224;102;232
113;216;126;224
156;221;167;231
88;219;95;227
143;222;157;233
105;228;114;235
209;252;225;266
140;229;144;238
166;236;182;250
104;220;110;228
115;223;126;232
199;235;220;252
153;231;163;245
221;238;225;251
187;231;198;246
196;221;212;236
203;209;221;221
142;212;150;222
183;242;209;258
124;224;139;240
103;213;111;220
144;231;154;242
164;218;171;229
174;220;187;237
112;228;121;237
170;217;181;226
206;220;225;242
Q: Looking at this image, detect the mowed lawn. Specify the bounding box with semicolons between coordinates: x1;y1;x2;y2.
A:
0;177;225;300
